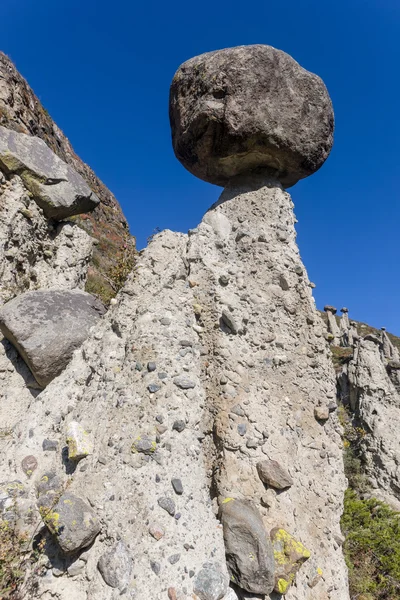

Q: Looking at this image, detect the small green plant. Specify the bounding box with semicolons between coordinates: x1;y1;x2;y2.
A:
0;518;29;598
341;489;400;599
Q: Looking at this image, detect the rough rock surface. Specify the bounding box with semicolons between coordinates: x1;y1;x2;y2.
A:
0;289;105;387
219;498;275;594
170;45;333;188
339;336;400;510
0;52;134;301
270;528;311;595
0;172;93;303
0;125;100;219
39;491;101;553
0;178;350;599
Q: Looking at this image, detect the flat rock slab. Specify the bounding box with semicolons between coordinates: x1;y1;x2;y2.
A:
170;45;333;188
0;289;105;387
0;125;100;219
219;498;275;595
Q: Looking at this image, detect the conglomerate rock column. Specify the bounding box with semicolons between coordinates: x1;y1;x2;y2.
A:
170;45;349;599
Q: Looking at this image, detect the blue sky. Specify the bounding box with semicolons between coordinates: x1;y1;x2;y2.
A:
2;0;399;332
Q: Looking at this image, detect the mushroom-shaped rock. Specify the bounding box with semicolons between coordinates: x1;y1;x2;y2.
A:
169;45;333;188
0;125;100;219
40;492;100;553
270;528;311;594
0;289;105;387
219;498;275;594
324;305;337;314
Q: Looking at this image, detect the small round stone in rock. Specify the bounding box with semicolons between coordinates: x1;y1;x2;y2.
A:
158;372;168;379
150;561;161;575
132;435;156;454
237;423;247;436
148;384;161;393
174;512;181;520
155;474;161;483
246;438;258;448
42;439;58;451
160;318;171;326
172;420;186;433
147;362;156;372
294;265;303;275
171;478;184;495
158;496;176;516
156;415;164;424
231;404;245;417
168;588;178;600
328;402;338;412
168;554;181;565
21;455;38;477
173;377;196;389
149;523;165;540
219;275;230;286
314;406;330;421
135;362;143;371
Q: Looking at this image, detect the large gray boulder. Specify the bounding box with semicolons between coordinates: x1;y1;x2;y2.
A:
219;498;275;594
169;45;333;188
0;125;100;219
39;491;100;553
0;289;105;387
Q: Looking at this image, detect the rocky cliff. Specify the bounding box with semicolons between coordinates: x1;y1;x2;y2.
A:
0;44;397;600
0;52;135;304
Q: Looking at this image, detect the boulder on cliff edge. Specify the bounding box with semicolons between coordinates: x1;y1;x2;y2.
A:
0;289;105;387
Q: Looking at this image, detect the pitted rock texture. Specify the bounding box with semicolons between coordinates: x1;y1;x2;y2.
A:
0;172;93;304
0;179;349;599
0;289;105;387
339;336;400;510
170;45;334;188
0;125;100;219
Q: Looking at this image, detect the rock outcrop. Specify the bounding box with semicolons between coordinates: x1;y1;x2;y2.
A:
0;289;105;387
0;52;134;302
0;45;351;600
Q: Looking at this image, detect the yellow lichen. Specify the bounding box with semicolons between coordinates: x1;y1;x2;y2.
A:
277;578;289;594
222;497;234;504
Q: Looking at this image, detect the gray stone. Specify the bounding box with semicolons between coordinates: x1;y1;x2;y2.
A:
221;310;240;335
0;125;99;219
147;362;157;372
171;478;183;495
131;434;156;455
42;439;58;451
150;561;161;575
0;290;105;387
148;383;161;393
170;45;333;188
194;562;228;600
97;541;133;590
172;420;186;433
256;459;293;490
158;496;175;516
67;560;85;577
21;455;37;477
219;498;275;594
40;492;100;553
237;424;246;436
168;553;181;565
173;376;196;389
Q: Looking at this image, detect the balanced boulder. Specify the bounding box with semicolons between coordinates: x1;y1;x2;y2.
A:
219;498;275;594
0;125;100;219
169;45;333;188
0;289;105;387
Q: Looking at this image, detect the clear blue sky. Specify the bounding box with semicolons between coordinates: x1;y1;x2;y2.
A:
2;0;399;333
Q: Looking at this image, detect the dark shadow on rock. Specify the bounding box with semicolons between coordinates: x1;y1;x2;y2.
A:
0;338;42;398
61;446;78;475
